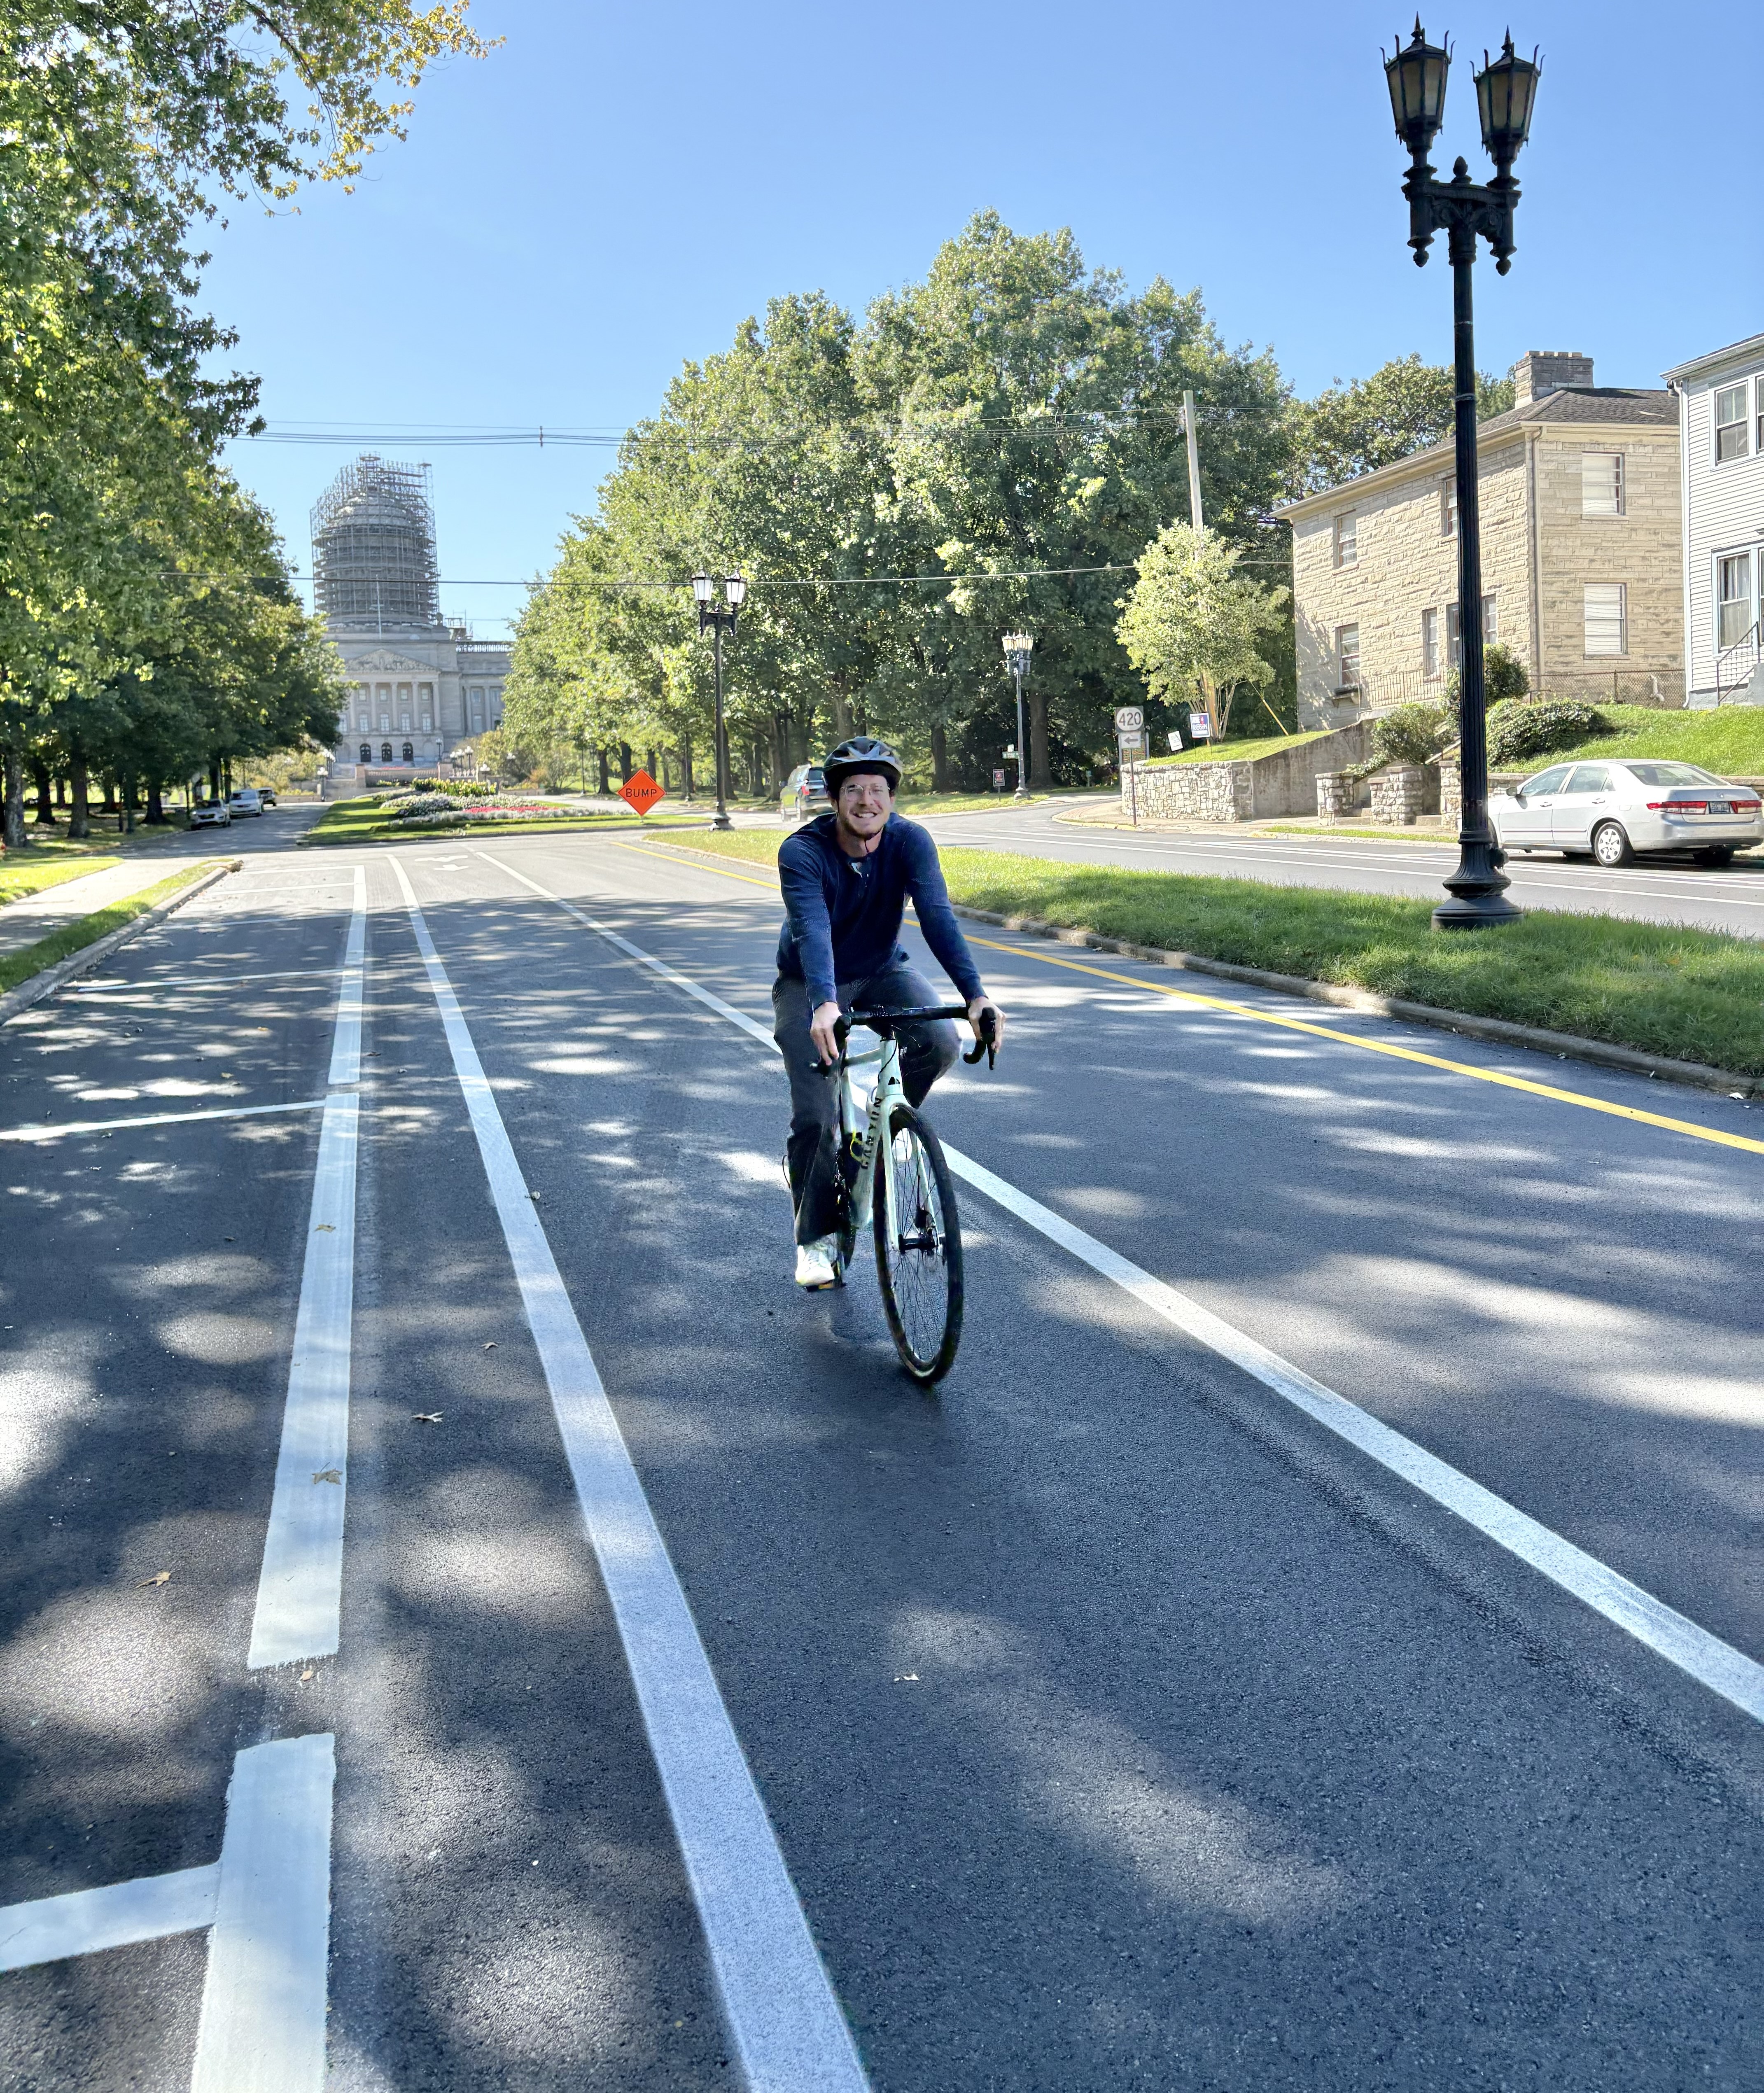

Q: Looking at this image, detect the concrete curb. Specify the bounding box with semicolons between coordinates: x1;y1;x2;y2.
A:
0;859;237;1026
945;903;1762;1101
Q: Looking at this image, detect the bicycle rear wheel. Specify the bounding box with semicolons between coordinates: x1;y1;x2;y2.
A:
873;1103;963;1383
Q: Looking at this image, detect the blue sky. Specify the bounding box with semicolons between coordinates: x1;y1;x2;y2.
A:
208;0;1759;637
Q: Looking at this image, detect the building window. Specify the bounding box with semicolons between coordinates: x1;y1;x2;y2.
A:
420;713;433;730
1717;551;1755;648
399;714;412;732
1332;513;1358;567
470;687;485;721
1757;376;1764;455
1440;480;1458;537
1582;452;1624;517
1715;383;1750;463
1421;605;1441;678
1584;582;1627;656
1335;623;1361;688
401;741;414;764
1445;597;1498;667
359;744;371;764
381;742;393;763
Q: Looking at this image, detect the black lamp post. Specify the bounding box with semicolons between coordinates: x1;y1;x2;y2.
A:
1002;631;1034;800
691;569;747;831
1384;21;1540;930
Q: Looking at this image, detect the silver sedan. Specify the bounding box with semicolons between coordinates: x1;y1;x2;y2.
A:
1489;759;1764;868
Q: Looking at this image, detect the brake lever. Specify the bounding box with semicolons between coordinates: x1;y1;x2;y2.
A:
961;1009;999;1069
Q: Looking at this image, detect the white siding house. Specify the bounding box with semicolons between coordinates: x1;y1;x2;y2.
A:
1663;332;1764;704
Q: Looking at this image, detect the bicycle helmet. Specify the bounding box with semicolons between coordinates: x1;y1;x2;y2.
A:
823;736;903;796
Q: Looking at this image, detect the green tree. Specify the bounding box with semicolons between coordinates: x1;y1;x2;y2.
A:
1116;522;1289;739
1292;354;1515;495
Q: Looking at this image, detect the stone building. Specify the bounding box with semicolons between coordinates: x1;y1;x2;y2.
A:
310;455;509;779
1274;352;1682;730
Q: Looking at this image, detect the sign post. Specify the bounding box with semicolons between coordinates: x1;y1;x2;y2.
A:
1114;708;1146;826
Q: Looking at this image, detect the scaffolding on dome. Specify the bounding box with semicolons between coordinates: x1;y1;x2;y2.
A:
310;455;441;630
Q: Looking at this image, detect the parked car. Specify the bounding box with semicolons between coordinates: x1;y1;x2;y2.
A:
780;763;831;824
227;786;266;817
189;800;232;828
256;786;278;807
1489;760;1764;868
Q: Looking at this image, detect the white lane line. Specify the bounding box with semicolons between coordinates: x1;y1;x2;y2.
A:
190;1732;336;2093
0;1863;220;1971
499;867;1764;1730
393;854;868;2093
0;1099;327;1142
247;866;366;1670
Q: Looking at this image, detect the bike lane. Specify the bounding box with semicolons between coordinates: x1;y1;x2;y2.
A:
387;834;1764;2091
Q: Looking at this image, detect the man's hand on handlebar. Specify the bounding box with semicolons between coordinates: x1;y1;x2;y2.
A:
810;1000;845;1068
966;996;1008;1063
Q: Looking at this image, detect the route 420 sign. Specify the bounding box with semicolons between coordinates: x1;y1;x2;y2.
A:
618;768;666;817
1113;706;1144;734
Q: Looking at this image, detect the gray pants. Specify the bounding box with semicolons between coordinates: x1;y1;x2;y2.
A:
772;961;961;1245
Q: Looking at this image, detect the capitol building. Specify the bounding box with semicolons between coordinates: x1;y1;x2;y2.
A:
312;455;509;777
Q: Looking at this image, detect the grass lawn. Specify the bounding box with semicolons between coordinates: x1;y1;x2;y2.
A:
0;853;122;906
656;827;1764;1076
299;798;707;846
1514;705;1764;775
1145;730;1328;769
0;863;212;996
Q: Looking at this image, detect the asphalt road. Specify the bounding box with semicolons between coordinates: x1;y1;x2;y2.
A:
4;827;1764;2088
910;802;1764;940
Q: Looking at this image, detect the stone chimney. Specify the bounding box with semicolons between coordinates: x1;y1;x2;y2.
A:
1511;350;1594;406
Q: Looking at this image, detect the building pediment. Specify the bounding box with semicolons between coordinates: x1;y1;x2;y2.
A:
343;647;440;675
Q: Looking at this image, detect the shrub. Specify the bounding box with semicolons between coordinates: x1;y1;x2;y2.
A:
1486;698;1610;767
1342;700;1453;784
391;792;467;819
1445;641;1531;710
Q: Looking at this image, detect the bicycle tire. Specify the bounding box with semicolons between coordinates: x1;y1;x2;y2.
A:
873;1103;964;1383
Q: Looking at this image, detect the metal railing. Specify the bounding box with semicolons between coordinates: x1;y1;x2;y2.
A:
1716;621;1761;704
1323;665;1445;716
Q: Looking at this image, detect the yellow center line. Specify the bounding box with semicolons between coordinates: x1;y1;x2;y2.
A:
606;838;1764;1159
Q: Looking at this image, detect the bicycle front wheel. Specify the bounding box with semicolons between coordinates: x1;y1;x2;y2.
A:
873;1104;964;1383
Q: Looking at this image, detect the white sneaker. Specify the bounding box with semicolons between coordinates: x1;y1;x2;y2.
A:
794;1235;842;1290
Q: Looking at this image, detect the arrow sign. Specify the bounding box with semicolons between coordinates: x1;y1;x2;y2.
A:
618;770;665;817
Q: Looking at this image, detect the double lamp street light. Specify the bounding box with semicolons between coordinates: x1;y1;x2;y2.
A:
1383;21;1540;930
691;569;747;832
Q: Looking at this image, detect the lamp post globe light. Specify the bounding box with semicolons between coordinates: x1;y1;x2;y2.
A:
1001;631;1034;801
692;569;746;832
1384;21;1540;930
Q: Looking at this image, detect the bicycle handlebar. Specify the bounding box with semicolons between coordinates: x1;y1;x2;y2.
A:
835;1003;999;1069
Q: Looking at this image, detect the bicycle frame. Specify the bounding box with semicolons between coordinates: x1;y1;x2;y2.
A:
835;1030;905;1239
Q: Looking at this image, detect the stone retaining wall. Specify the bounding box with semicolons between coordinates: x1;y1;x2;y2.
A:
1122;721;1373;822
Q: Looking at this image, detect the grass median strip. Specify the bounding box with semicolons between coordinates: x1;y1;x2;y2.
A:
0;863;212;996
0;853;124;906
300;799;701;847
652;826;1764;1078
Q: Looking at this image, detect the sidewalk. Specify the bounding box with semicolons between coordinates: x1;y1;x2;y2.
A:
0;854;224;958
1054;801;1456;840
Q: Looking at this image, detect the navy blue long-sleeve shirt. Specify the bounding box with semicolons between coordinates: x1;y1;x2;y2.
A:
775;813;984;1010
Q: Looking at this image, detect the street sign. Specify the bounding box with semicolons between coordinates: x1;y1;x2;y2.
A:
992;768;1007;791
1188;712;1212;739
1002;744;1017;759
1114;706;1144;733
618;768;665;817
1116;732;1146;762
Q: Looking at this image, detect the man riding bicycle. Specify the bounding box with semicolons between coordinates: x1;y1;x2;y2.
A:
774;736;1005;1289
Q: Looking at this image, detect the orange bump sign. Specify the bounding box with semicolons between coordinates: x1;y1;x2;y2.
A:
618;769;665;817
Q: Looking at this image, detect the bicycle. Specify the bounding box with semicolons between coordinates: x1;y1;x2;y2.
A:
826;1003;999;1385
